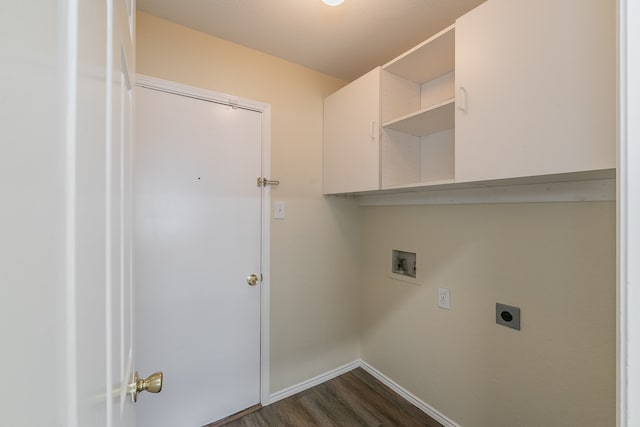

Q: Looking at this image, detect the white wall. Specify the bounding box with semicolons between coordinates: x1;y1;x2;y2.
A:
0;3;69;425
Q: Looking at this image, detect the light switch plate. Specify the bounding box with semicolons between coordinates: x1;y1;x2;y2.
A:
274;201;286;219
438;288;451;310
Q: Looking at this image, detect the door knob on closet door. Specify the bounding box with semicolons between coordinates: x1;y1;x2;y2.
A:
129;371;163;402
247;274;259;286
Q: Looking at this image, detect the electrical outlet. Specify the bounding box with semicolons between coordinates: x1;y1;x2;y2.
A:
438;288;451;310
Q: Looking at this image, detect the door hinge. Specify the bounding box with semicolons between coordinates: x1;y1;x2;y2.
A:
257;177;280;187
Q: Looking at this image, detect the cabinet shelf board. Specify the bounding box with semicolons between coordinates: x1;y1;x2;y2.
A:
383;24;455;84
360;177;616;206
383;98;455;136
329;168;616;197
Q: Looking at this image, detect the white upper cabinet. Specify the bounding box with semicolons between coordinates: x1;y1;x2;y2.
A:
324;67;381;194
454;0;616;183
323;0;616;195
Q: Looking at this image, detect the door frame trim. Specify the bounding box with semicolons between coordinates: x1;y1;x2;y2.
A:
135;74;272;406
617;1;639;424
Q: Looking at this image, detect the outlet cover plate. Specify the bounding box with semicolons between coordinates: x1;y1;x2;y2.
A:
496;303;521;330
438;288;451;310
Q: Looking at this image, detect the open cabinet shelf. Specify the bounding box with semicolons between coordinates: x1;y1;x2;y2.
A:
383;98;455;136
380;24;456;189
383;24;455;84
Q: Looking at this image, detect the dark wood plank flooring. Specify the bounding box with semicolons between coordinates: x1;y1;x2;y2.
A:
214;368;443;427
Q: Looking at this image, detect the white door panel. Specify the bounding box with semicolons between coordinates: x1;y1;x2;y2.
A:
135;86;262;426
112;10;135;425
75;2;109;424
74;0;136;425
74;0;136;424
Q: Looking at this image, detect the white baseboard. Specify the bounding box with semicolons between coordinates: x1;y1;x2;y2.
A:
359;360;461;427
268;359;460;427
268;360;361;404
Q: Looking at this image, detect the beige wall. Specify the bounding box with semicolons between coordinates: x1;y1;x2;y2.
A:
136;12;363;393
361;202;616;426
136;12;616;425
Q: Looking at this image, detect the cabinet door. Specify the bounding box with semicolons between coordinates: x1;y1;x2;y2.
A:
455;0;616;183
324;67;381;194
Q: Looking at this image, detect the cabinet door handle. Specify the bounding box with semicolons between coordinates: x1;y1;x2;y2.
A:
370;120;376;141
457;87;468;113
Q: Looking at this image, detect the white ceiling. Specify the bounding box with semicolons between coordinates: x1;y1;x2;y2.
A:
136;0;486;81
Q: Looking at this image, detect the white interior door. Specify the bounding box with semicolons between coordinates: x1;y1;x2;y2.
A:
107;0;136;425
79;0;137;425
134;84;263;426
77;0;137;426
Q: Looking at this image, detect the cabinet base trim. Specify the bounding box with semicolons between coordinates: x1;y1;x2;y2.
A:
357;178;615;206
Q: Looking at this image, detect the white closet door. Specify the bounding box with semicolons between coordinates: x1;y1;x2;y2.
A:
134;86;263;427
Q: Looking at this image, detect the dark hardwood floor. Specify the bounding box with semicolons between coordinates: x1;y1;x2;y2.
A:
210;368;444;427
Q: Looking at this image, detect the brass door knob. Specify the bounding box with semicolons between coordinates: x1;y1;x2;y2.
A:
247;274;259;286
129;371;163;402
